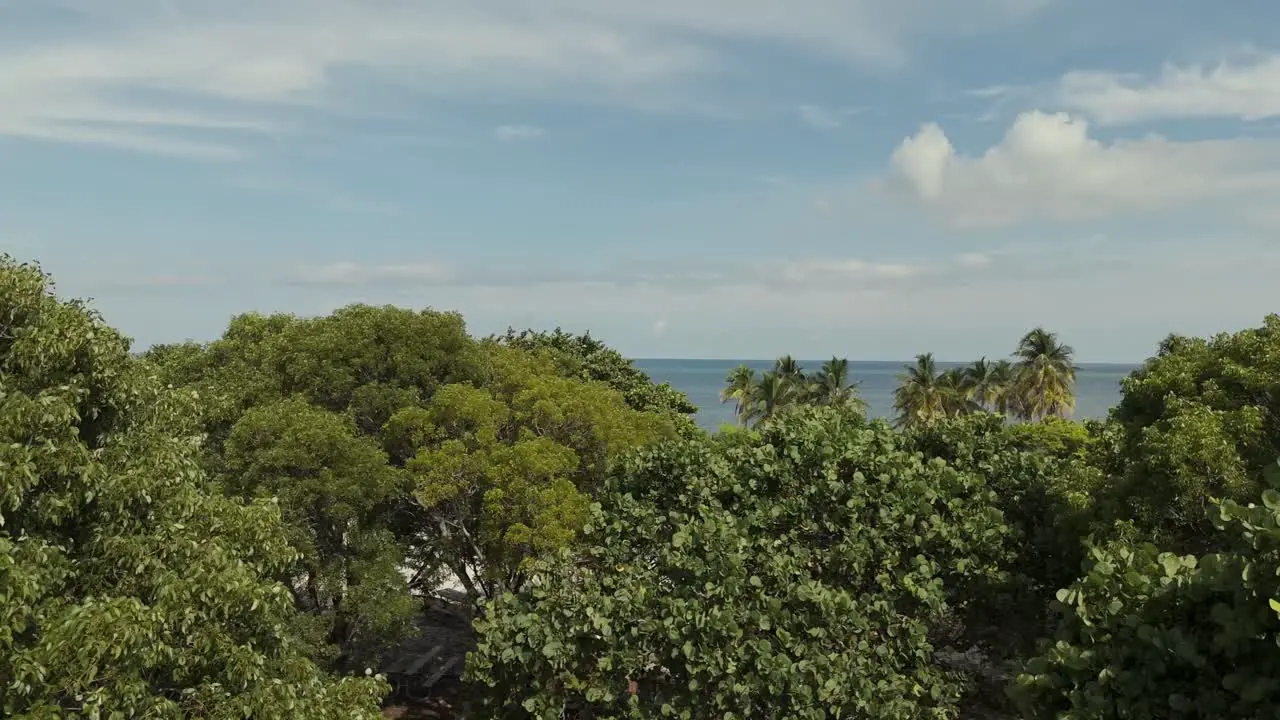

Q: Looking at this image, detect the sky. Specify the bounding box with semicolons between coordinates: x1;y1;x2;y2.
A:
3;0;1280;362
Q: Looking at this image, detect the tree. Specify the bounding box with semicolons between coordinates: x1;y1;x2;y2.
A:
0;256;387;717
493;328;698;419
719;363;757;425
1012;327;1077;421
809;356;868;413
1012;492;1280;719
222;399;416;670
745;370;799;424
1095;316;1280;553
893;353;951;427
144;305;485;668
467;406;1012;719
939;367;978;416
392;345;679;600
773;354;804;380
964;357;1011;413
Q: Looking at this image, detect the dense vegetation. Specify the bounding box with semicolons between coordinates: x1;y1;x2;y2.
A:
8;251;1280;719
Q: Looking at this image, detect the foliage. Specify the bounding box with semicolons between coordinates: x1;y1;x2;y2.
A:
223;398;416;670
1007;416;1091;459
893;353;952;427
467;406;1013;719
1013;491;1280;719
1011;327;1078;422
1096;316;1280;553
0;255;387;717
494;327;698;419
903;415;1101;654
721;357;867;428
397;345;679;600
144;305;484;667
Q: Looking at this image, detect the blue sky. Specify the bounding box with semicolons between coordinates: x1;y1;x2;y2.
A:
4;0;1280;362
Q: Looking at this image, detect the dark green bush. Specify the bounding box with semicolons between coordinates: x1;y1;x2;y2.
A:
467;407;1012;719
1014;489;1280;719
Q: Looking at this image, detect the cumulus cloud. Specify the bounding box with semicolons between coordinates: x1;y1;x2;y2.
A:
1057;53;1280;124
0;0;1047;157
883;110;1280;228
494;124;545;142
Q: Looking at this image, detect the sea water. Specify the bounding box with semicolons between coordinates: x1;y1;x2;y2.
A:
632;359;1139;431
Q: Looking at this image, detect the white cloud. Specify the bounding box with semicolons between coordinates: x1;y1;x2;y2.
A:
291;261;454;285
1058;53;1280;124
797;104;865;129
652;319;668;335
775;258;928;283
798;104;841;129
883;110;1280;228
955;252;991;268
494;124;545;142
0;0;1048;157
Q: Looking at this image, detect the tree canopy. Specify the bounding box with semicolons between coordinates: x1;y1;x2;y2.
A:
0;255;387;717
143;304;684;676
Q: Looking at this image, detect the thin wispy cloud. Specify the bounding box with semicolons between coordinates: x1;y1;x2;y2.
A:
1056;52;1280;124
290;261;454;286
0;0;1050;158
494;124;545;142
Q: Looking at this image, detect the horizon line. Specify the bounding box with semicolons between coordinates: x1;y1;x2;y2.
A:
630;357;1144;366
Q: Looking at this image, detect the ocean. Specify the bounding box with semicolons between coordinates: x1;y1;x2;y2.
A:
632;359;1141;431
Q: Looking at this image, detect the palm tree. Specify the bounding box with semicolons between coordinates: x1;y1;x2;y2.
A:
1011;327;1078;421
893;353;951;427
720;364;757;425
747;371;799;424
988;359;1017;415
774;355;804;381
964;357;1011;412
810;357;868;413
938;368;978;415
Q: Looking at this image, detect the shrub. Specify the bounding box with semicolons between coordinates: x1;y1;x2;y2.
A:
1013;488;1280;719
467;407;1011;719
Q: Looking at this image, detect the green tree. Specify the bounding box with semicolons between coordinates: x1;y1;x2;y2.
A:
467;406;1012;719
809;356;868;413
745;370;800;424
393;345;678;600
719;363;757;425
1011;327;1077;421
493;328;698;418
144;305;485;668
0;256;387;718
939;367;978;416
773;354;804;380
964;357;1012;413
893;353;951;427
222;399;417;670
1095;316;1280;553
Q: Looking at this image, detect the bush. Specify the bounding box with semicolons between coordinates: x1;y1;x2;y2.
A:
467;407;1012;719
1013;489;1280;718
